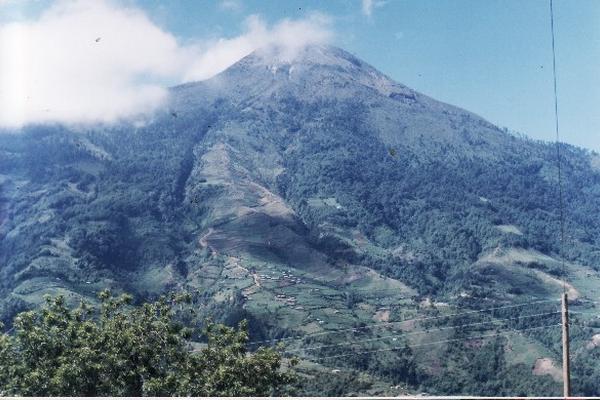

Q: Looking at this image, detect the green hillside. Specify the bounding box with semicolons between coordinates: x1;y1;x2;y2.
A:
1;45;600;396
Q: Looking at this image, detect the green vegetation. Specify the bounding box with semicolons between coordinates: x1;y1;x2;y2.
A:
1;46;600;395
0;291;295;396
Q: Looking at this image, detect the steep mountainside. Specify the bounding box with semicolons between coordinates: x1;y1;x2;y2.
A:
1;45;600;395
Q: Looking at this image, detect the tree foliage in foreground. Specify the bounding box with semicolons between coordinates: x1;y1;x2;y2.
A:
0;291;295;396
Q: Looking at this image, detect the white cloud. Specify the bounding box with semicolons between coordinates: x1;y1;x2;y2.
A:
183;13;332;82
218;0;242;12
361;0;386;17
361;0;373;16
0;0;332;128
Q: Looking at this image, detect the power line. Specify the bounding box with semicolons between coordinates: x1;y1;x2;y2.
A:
291;297;413;312
247;299;559;346
283;311;560;354
571;299;600;305
3;326;15;335
339;287;414;295
550;5;572;394
305;323;562;362
570;310;600;316
550;0;567;295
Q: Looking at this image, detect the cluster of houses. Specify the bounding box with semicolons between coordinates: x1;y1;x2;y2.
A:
275;293;297;306
257;270;304;285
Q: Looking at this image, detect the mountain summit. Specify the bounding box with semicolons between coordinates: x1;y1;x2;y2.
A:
173;45;515;162
1;45;600;395
221;44;403;95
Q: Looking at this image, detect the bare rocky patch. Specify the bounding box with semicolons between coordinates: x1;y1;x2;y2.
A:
532;358;562;382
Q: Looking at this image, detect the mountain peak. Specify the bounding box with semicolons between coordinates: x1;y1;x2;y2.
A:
171;44;452;129
240;44;368;69
203;43;410;101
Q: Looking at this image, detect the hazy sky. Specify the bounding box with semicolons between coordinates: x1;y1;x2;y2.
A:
1;0;598;151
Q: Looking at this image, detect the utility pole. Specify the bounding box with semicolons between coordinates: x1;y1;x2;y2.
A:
561;292;571;399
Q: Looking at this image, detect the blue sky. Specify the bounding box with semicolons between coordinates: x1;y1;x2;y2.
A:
143;0;599;151
1;0;598;151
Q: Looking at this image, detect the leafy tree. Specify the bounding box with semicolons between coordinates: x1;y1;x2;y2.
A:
0;291;296;396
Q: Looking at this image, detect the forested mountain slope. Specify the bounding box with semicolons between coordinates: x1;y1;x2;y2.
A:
1;45;600;395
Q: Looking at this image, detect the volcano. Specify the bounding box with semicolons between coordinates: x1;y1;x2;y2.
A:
1;44;599;395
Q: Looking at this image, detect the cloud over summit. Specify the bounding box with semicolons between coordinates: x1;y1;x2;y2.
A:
0;0;332;128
